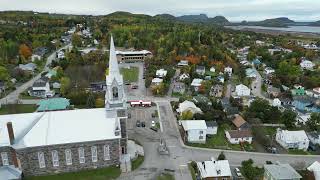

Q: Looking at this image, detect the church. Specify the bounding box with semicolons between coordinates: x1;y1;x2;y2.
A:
0;36;128;178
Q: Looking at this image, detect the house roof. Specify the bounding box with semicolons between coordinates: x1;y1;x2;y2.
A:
197;159;232;178
181;120;207;131
177;100;202;114
227;130;252;138
0;165;22;180
0;108;121;149
191;79;203;86
307;161;320;180
206;121;217;128
33;78;48;87
36;98;70;112
232;115;247;128
277;130;309;143
264;163;302;179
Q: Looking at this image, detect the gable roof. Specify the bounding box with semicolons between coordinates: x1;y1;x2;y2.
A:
264;163;302;179
232;114;247;128
227;130;252;138
181;120;207;131
197;159;232;178
36;98;70;112
277;129;309;143
307;161;320;180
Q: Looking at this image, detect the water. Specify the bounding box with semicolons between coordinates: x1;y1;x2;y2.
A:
227;25;320;34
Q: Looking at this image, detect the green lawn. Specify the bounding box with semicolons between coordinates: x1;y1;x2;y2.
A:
188;163;197;180
0;104;37;115
25;166;121;180
288;149;310;155
187;124;242;150
132;155;144;170
120;67;139;83
157;173;175;180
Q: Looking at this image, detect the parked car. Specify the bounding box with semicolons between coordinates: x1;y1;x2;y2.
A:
136;120;141;127
151;120;156;127
141;122;146;127
131;85;138;89
235;168;242;177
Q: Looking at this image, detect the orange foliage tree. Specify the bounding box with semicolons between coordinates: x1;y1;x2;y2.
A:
19;44;32;61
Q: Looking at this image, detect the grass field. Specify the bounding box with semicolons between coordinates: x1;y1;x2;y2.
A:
120;66;139;83
25;166;121;180
132;155;144;170
0;104;37;115
288;149;310;155
157;173;175;180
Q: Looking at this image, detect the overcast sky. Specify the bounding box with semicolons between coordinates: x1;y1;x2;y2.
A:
0;0;319;22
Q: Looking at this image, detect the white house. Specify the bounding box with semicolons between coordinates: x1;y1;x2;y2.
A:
224;66;232;77
210;67;216;73
191;78;203;91
177;60;189;67
181;120;207;143
264;163;302;180
225;130;253;144
179;73;190;81
28;78;54;98
196;66;206;76
205;121;218;136
235;84;250;97
276;129;310;151
156;69;167;78
272;98;282;107
308;132;320;145
176;100;202;115
313;87;320;98
57;51;65;59
151;78;163;85
31;54;41;62
196;158;232;179
307;161;320;180
300;60;315;70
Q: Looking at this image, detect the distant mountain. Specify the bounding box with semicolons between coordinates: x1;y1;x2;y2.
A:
176;14;229;25
310;20;320;27
210;16;229;25
153;14;176;21
240;17;295;27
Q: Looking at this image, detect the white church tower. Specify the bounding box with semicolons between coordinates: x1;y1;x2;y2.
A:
105;36;127;118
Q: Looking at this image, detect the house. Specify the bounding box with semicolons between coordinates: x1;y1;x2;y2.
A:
18;63;37;72
0;36;129;177
177;60;189;67
89;81;106;92
267;86;281;98
196;66;206;76
252;59;262;66
308;131;320;145
272;98;282;107
210;85;223;98
220;98;239;117
245;68;256;78
151;78;163;86
209;67;215;73
36;98;71;112
225;130;253;144
57;50;65;59
33;47;48;57
206;121;218;136
307;161;320;180
232;114;250;130
291;85;305;96
217;75;225;83
31;54;41;62
224;66;232;77
156;69;167;78
264;67;275;75
176;100;202;115
178;73;190;81
181;120;207;143
196;158;232;180
264;163;302;180
172;82;186;94
52;82;61;89
191;78;203;91
45;69;57;79
235;84;250;97
313;87;320;98
255;40;265;46
293;96;320;113
116;49;152;62
276;129;310;151
28;77;54;98
300;59;315;70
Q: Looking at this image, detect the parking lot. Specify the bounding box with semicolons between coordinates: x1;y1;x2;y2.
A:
127;105;160;132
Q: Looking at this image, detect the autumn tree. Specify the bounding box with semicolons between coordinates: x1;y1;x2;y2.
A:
60;77;71;96
19;44;32;61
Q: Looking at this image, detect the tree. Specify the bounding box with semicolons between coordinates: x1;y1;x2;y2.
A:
19;44;32;60
181;110;193;120
71;34;82;47
217;152;226;160
306;113;320;131
281;109;297;129
86;92;95;108
0;66;9;81
95;98;105;108
241;159;264;180
60;77;71;96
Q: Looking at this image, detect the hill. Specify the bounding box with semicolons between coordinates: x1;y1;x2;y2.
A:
240;17;295;27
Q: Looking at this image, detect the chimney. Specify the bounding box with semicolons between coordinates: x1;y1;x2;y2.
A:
7;122;15;145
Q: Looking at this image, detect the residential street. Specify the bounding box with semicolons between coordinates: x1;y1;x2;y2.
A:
0;44;71;105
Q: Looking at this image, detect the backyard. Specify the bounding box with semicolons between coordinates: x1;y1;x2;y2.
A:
25;166;121;180
120;66;139;83
0;104;37;115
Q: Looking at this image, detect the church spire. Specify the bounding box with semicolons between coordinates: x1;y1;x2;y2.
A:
109;35;120;75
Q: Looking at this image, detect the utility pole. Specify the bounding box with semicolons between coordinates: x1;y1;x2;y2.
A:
198;32;201;44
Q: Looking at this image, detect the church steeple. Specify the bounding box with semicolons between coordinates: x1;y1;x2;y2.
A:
109;35;120;76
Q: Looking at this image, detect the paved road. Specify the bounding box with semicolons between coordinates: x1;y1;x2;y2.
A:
251;68;273;104
0;44;71;105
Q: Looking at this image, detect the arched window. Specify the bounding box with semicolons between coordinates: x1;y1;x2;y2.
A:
112;86;118;99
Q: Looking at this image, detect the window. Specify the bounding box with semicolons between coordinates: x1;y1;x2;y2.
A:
38;152;46;168
91;146;98;162
112;87;118;99
104;145;110;160
78;147;85;164
199;131;203;134
199;136;203;140
1;152;9;166
65;149;72;165
246;137;250;140
235;138;238;141
51;150;59;167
